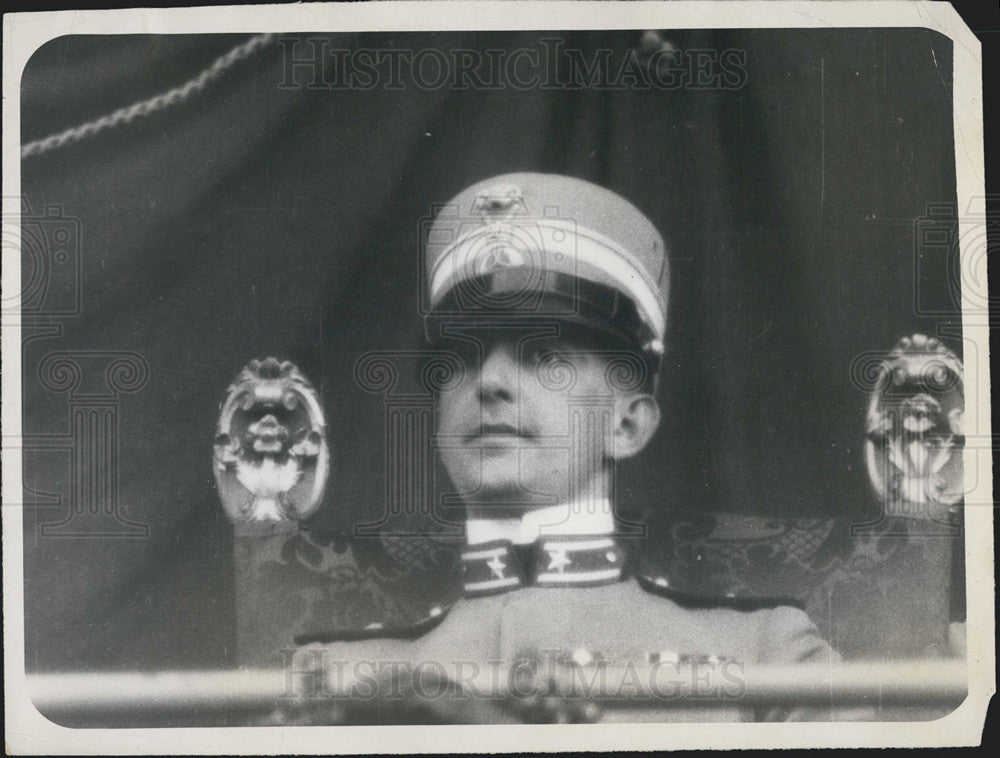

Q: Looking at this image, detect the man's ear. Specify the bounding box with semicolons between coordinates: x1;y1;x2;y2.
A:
612;394;661;460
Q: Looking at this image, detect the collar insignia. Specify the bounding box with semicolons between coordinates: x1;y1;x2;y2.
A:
461;541;524;597
461;536;625;597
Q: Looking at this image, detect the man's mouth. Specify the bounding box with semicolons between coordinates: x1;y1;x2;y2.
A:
465;423;530;443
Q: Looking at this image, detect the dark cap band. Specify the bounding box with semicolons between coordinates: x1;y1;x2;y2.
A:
426;269;657;355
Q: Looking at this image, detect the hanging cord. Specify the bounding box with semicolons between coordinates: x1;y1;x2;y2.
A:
22;33;276;159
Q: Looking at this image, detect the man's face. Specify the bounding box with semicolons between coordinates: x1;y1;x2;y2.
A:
435;327;633;513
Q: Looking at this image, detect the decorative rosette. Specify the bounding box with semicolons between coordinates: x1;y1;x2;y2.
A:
864;334;964;516
213;357;329;524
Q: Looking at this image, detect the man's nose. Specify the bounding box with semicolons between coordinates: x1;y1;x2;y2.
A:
476;344;518;405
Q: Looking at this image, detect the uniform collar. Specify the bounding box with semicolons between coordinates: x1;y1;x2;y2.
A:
465;499;615;546
462;499;624;596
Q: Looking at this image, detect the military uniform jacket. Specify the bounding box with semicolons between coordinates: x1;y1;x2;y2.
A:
293;534;839;722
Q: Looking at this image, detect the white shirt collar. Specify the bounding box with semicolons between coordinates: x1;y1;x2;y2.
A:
465;498;614;546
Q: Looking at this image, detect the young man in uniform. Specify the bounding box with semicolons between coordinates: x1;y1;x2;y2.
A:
280;173;842;722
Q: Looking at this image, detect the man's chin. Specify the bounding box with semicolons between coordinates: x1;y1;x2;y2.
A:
442;453;570;508
457;474;561;511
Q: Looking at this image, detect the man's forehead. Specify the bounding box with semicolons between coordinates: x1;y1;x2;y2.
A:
439;324;627;353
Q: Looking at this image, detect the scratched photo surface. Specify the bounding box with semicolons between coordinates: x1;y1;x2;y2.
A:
17;27;972;730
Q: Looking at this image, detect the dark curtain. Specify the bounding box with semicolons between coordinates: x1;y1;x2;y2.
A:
20;29;959;671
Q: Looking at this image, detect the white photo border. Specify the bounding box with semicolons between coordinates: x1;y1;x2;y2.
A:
2;1;991;752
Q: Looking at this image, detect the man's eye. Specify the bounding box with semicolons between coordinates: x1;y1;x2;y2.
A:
524;344;570;367
524;346;544;365
523;345;551;365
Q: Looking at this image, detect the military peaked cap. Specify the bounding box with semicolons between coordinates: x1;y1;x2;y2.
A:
424;173;669;356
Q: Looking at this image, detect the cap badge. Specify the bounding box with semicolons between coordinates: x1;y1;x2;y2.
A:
473;183;526;223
